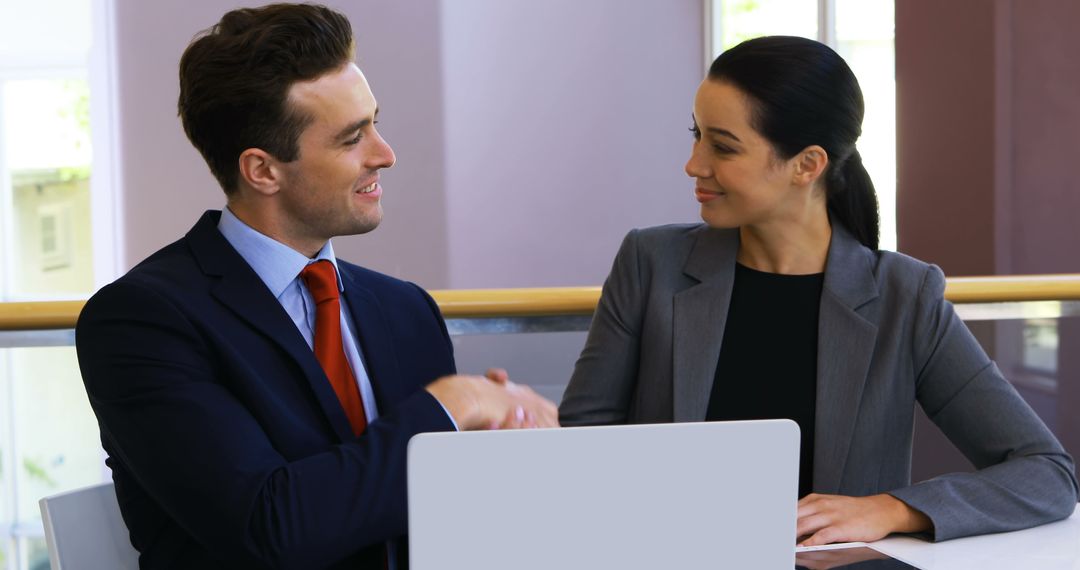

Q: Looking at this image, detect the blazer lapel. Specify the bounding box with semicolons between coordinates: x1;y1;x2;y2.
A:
339;268;405;413
187;211;356;442
672;228;739;421
812;224;879;493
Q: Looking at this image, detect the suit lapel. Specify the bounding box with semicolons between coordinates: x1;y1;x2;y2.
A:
339;267;405;413
673;228;739;421
187;211;356;442
812;224;879;493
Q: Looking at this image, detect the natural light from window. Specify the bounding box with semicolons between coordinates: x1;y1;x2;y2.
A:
710;0;896;251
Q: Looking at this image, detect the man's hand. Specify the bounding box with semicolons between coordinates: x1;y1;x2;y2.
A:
796;493;932;547
484;367;510;385
480;368;541;429
425;371;559;431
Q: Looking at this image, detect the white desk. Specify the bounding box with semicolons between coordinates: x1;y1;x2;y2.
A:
867;504;1080;569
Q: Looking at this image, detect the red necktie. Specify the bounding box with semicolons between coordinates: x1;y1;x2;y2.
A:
300;260;368;436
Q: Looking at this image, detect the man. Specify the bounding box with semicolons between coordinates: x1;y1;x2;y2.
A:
76;4;557;569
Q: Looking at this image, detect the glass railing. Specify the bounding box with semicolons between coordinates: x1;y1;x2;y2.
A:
2;277;1080;569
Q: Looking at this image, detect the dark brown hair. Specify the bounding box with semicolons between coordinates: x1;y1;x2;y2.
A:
178;3;355;193
709;36;880;250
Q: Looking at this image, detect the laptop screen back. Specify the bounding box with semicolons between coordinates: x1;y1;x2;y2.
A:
408;419;800;570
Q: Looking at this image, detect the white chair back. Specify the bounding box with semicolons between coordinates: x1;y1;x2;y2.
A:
39;482;139;569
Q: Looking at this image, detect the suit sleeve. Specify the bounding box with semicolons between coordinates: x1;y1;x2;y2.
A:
412;282;460;429
77;280;454;569
559;229;645;426
887;265;1079;540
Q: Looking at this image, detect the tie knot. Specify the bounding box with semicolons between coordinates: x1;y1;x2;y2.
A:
301;260;340;304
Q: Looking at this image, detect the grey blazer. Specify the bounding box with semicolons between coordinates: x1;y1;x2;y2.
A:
559;222;1079;541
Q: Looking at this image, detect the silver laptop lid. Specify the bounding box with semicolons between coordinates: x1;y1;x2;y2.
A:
408;419;800;570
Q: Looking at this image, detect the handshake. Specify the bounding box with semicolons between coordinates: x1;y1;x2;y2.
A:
425;368;560;430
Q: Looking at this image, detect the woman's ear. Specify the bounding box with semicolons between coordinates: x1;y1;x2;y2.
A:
792;145;829;187
237;148;282;197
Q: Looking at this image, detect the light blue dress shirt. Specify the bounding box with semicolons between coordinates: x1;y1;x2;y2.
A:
219;207;460;569
217;206;380;423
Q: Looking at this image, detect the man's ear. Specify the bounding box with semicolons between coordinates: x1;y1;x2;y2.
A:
792;145;829;187
238;148;282;197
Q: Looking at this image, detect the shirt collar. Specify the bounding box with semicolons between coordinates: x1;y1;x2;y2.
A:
217;206;343;298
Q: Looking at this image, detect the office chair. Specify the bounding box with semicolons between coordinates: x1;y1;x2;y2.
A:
39;482;139;569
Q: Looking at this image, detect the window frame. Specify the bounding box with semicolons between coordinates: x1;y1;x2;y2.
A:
702;0;897;252
704;0;841;66
0;1;119;567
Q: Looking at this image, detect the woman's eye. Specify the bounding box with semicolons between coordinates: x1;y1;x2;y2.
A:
689;125;701;140
712;144;733;154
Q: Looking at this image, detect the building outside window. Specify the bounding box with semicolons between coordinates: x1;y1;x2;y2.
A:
0;1;116;568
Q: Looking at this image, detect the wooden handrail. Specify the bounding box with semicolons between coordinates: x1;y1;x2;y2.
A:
944;274;1080;303
2;275;1080;331
0;300;87;332
432;287;602;318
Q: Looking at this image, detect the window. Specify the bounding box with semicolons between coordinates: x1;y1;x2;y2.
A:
3;80;94;298
706;0;897;251
0;1;117;568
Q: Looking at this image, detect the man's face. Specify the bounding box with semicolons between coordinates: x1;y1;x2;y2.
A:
275;63;395;251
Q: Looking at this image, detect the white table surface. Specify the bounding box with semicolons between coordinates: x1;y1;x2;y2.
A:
866;503;1080;569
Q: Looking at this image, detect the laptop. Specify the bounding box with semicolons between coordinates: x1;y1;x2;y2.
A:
408;419;800;569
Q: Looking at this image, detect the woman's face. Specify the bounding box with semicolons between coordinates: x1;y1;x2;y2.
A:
685;80;802;230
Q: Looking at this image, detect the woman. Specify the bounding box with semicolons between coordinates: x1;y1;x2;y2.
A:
559;36;1078;546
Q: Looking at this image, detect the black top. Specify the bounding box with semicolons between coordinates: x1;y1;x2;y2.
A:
705;263;824;498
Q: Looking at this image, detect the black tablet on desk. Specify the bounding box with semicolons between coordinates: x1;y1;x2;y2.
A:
796;545;921;569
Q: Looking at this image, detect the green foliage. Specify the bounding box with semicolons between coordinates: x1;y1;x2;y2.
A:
732;0;759;14
722;0;764;50
57;79;92;157
57;165;91;183
58;80;91;135
23;457;58;488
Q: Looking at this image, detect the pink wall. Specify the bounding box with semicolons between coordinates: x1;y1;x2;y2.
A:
109;0;1079;472
110;0;704;394
439;1;702;288
112;0;703;290
114;0;225;270
113;0;452;287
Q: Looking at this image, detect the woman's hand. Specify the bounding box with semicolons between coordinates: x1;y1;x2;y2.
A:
796;493;932;546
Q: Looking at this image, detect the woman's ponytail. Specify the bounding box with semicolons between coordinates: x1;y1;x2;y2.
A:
826;149;880;250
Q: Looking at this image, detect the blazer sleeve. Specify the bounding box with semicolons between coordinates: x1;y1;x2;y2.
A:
77;280;454;569
559;229;645;425
887;264;1079;541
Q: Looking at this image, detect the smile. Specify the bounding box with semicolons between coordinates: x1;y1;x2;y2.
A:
358;183;377;194
695;188;725;203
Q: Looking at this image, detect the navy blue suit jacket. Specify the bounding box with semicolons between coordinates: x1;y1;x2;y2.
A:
76;211;457;569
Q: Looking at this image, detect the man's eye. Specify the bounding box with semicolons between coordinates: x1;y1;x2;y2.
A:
345;121;378;146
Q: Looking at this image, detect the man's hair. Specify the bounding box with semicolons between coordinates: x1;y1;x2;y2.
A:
178;3;355;193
